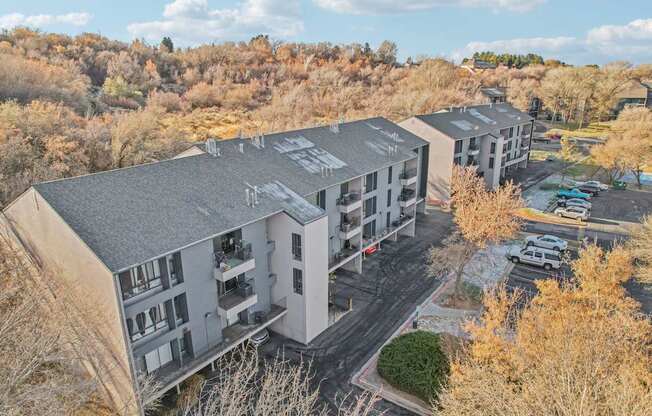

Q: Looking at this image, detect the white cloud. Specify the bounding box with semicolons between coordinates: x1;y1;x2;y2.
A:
128;0;303;45
314;0;545;14
0;12;92;29
456;18;652;64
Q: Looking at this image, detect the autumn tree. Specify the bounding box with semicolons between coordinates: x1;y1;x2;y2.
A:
558;136;581;184
438;244;652;416
628;214;652;283
429;166;523;300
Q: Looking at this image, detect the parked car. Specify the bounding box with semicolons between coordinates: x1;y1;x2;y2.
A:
557;188;592;201
507;245;562;270
577;183;601;196
525;234;568;251
612;180;628;190
557;198;592;210
583;180;608;191
249;329;270;347
554;206;590;221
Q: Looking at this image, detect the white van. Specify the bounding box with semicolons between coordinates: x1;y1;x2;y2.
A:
507;245;562;270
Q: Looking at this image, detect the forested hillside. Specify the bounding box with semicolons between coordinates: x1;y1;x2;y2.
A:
1;28;651;207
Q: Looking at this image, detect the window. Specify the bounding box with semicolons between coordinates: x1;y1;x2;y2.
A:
364;196;377;218
489;158;495;169
524;251;533;256
469;137;476;147
143;342;173;374
454;156;462;165
545;253;560;261
293;268;303;295
490;142;496;154
340;182;349;195
174;294;187;323
387;189;392;207
388;166;393;184
516;125;520;136
364;172;378;192
128;303;168;342
291;233;302;261
534;252;543;259
168;253;183;284
509;127;514;137
507;141;512;151
386;212;391;228
316;189;326;210
119;260;163;300
363;220;377;239
454;140;463;154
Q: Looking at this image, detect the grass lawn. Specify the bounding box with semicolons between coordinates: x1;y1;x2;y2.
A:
565;162;601;179
529;149;557;161
548;121;612;140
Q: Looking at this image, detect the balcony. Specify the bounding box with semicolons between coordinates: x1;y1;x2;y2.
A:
399;168;418;186
521;141;530;151
466;157;479;170
214;242;256;282
398;189;417;208
337;192;362;214
329;246;360;270
218;283;258;322
338;221;361;240
467;144;480;156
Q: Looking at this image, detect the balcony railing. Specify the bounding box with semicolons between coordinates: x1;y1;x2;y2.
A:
466;158;478;167
339;219;360;232
398;188;416;201
336;192;361;206
399;169;417;180
214;241;253;272
121;277;163;301
329;246;359;268
218;282;257;317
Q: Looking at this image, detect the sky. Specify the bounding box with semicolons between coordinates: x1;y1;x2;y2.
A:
1;0;652;65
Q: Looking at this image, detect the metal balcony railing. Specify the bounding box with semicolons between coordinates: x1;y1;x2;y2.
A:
399;169;417;180
214;240;253;271
336;192;361;206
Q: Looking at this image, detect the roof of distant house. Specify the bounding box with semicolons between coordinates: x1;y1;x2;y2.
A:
617;80;651;100
414;103;534;140
481;87;506;98
28;117;427;273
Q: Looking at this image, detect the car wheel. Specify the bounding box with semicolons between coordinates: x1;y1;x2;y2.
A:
553;246;560;251
511;257;520;264
526;241;533;246
544;263;552;271
558;213;563;217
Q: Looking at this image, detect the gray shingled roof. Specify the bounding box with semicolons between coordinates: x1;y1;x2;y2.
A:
415;103;533;140
32;117;426;273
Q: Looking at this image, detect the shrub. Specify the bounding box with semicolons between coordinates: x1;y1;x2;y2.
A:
377;331;449;403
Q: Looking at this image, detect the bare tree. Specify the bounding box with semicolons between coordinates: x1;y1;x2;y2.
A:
179;348;380;416
428;166;523;301
0;235;100;415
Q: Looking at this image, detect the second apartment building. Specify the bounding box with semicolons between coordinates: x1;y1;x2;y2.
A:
400;103;534;204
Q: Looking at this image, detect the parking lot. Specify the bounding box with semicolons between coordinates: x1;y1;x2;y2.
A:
588;188;652;224
506;233;652;314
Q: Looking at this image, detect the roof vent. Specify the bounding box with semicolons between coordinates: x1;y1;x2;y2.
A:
206;138;219;157
245;188;252;207
489;102;493;108
239;143;245;153
260;134;265;148
329;122;340;134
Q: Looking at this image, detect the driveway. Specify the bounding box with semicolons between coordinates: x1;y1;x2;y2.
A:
261;210;453;414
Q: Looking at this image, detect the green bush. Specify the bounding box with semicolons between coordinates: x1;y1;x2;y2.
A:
377;331;449;403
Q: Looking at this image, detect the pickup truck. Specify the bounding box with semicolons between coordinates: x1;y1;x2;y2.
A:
557;188;592;201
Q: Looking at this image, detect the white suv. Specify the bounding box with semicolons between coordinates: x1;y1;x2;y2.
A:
525;235;568;251
507;246;562;270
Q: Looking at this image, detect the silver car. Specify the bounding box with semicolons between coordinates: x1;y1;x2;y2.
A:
583;180;608;191
558;198;592;210
525;234;568;251
554;206;589;221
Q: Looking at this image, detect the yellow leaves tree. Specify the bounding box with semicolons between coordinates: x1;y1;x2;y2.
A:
429;166;523;299
438;245;652;416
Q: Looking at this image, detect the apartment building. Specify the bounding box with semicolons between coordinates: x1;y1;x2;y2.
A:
399;103;534;204
0;117;428;415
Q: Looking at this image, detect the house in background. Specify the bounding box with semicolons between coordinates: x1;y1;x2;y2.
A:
480;87;507;104
400;103;534;205
1;118;428;415
614;80;652;116
461;58;497;74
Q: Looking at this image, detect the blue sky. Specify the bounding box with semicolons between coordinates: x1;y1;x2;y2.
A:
1;0;651;65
